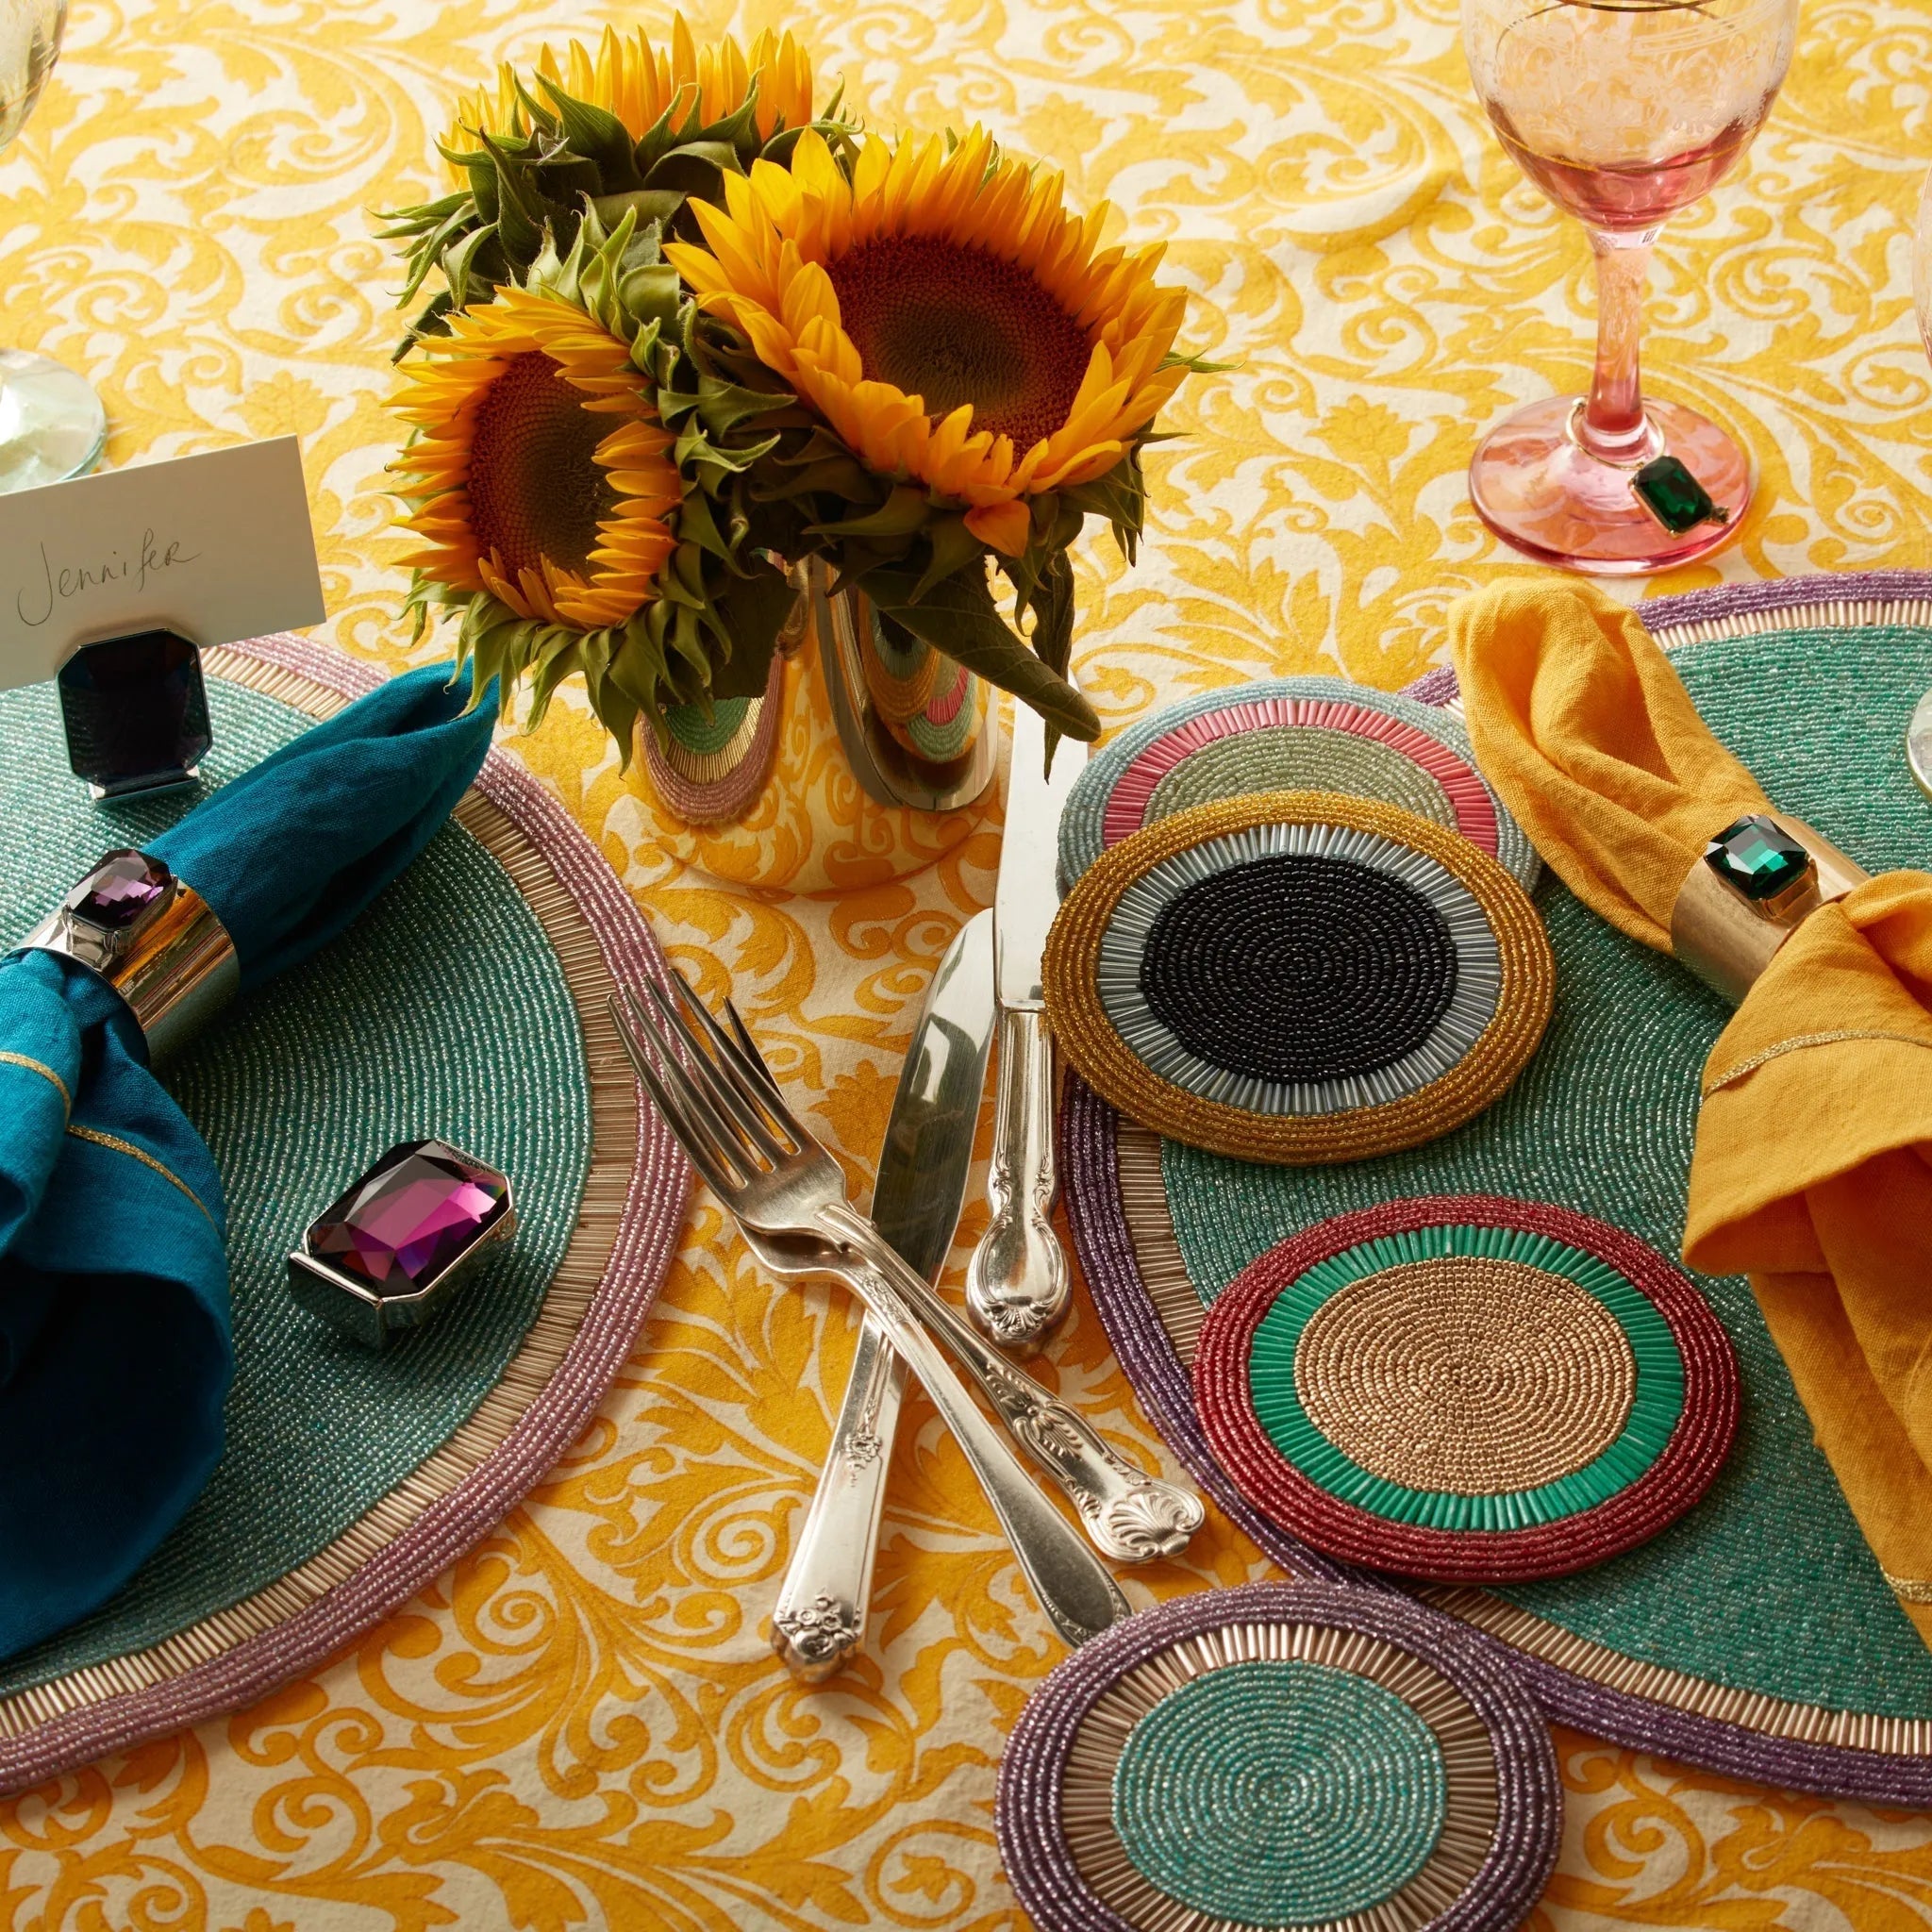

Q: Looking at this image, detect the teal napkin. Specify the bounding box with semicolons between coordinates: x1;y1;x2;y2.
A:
0;663;494;1661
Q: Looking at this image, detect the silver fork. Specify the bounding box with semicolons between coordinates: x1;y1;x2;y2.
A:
624;973;1205;1565
609;977;1143;1649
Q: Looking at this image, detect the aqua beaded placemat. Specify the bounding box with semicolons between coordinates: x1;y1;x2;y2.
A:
0;641;684;1797
1062;575;1932;1801
0;663;589;1695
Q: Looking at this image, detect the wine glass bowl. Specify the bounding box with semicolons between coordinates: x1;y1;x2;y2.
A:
0;0;103;491
1463;0;1799;574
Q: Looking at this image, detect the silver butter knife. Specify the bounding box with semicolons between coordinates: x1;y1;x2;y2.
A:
966;694;1086;1350
772;909;998;1680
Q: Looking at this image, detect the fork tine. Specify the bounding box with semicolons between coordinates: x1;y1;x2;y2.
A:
618;984;764;1184
607;992;745;1198
721;994;792;1115
647;978;793;1163
665;965;790;1121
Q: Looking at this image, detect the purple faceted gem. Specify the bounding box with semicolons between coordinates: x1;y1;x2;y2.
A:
309;1140;510;1297
78;850;172;928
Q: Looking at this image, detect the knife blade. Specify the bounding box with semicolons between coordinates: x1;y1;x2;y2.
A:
965;693;1088;1347
771;908;997;1680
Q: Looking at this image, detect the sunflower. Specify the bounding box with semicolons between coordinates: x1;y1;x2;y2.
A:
665;125;1191;558
384;207;804;760
382;14;844;363
390;286;680;630
443;18;816;168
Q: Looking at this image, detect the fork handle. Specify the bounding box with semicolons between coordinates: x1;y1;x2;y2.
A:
811;1245;1129;1647
820;1203;1205;1564
772;1316;904;1680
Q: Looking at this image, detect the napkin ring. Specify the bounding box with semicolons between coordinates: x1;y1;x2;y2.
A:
289;1139;516;1351
1671;811;1870;1004
12;849;238;1060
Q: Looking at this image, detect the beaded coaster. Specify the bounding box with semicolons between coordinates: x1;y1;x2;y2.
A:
997;1580;1560;1932
1192;1196;1739;1582
1058;677;1541;892
1042;791;1554;1164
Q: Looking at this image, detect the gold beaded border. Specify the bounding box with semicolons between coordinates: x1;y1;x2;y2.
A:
1043;791;1554;1165
1059;1618;1501;1932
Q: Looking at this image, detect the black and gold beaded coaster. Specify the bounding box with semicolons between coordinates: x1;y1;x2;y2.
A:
1042;791;1555;1164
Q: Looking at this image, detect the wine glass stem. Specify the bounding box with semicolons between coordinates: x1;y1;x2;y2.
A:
1579;226;1662;465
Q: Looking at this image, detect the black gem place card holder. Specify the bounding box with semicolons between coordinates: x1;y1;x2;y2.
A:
0;435;325;799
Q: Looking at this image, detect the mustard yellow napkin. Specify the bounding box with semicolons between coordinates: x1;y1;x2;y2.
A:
1451;579;1932;1645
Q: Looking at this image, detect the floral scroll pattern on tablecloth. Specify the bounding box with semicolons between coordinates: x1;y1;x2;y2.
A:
7;0;1932;1926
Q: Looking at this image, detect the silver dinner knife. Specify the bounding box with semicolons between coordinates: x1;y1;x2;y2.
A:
771;909;998;1680
965;694;1087;1349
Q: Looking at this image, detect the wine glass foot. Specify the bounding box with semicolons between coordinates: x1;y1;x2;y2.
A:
0;348;105;492
1469;395;1748;576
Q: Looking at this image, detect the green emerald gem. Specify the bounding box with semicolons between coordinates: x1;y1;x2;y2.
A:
1631;455;1728;535
1705;814;1810;901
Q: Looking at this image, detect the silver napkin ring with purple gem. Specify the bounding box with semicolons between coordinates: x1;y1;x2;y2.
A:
14;848;238;1060
289;1139;516;1351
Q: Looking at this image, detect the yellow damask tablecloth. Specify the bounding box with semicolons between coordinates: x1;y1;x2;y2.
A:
8;1;1932;1926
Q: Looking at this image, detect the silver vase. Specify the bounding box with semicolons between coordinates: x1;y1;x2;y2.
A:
808;558;998;813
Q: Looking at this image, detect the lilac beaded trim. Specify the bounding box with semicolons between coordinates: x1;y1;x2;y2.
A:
1400;571;1932;712
0;636;689;1796
997;1578;1560;1932
1061;1074;1932;1802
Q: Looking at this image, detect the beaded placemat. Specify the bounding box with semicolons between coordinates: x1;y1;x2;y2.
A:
997;1580;1560;1932
1193;1195;1739;1581
1059;573;1932;1804
1043;791;1554;1163
1057;675;1541;893
0;636;685;1796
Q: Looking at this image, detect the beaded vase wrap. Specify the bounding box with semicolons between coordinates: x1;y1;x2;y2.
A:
996;1580;1561;1932
0;637;687;1796
1042;791;1554;1163
1057;575;1932;1802
1193;1196;1740;1581
1056;676;1542;893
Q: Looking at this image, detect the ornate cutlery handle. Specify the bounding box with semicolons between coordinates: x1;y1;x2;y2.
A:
772;1317;904;1680
808;1235;1129;1647
824;1203;1204;1563
966;1006;1069;1349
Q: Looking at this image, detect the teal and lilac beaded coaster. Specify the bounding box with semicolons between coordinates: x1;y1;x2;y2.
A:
998;1580;1560;1932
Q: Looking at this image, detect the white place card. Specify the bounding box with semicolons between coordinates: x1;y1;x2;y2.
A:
0;435;326;691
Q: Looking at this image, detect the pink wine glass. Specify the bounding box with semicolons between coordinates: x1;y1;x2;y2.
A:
1463;0;1798;574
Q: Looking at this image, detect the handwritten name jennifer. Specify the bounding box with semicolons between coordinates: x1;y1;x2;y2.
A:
17;528;201;625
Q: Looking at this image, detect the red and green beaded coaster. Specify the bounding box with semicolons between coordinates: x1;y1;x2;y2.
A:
1193;1194;1740;1581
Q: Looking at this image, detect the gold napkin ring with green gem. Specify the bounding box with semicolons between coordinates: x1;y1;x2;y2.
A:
1671;811;1868;1005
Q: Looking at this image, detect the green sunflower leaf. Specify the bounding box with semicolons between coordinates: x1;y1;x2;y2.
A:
858;562;1099;743
534;78;642;191
694;375;797;437
808;486;929;541
908;516;984;604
